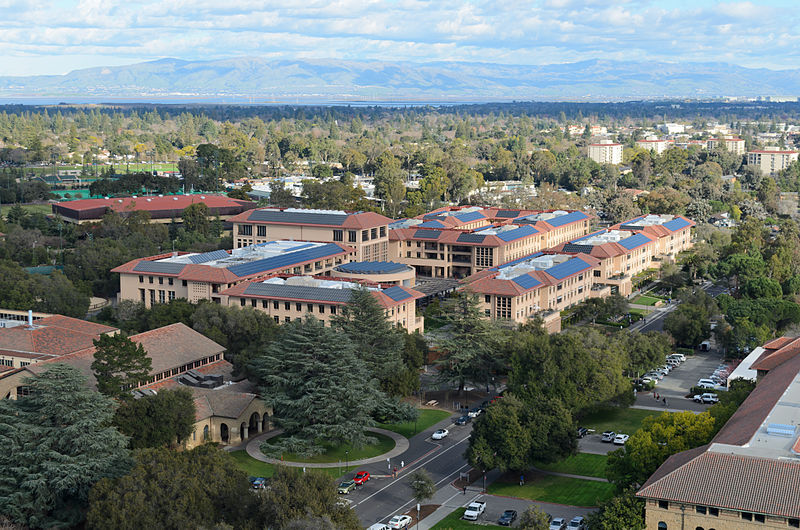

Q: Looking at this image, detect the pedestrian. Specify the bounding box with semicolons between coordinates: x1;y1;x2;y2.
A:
663;397;666;406
519;474;525;486
463;485;467;495
393;466;397;478
401;460;404;469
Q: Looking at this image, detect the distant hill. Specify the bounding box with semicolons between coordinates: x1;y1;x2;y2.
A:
1;57;799;102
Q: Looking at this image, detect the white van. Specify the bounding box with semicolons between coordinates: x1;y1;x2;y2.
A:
699;341;711;352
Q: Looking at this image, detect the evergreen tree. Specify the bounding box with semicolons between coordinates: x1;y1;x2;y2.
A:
252;316;381;456
91;334;153;400
0;364;130;528
113;388;196;449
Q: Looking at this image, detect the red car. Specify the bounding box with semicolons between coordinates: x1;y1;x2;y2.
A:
353;471;370;485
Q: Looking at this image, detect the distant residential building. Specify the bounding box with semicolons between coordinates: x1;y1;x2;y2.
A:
637;335;800;530
658;123;686;134
220;275;424;333
562;124;607;136
111;240;356;307
707;136;746;155
746;147;799;176
52;194;255;224
635;139;674;155
227;207;392;261
588;140;623;165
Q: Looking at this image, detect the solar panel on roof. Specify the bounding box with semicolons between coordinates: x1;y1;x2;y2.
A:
453;211;485;222
187;249;230;264
496;225;538;242
414;229;441;239
418;220;446;229
511;274;541;290
618;233;651;250
457;233;486;243
663;217;691;232
227;243;344;277
243;283;355;303
248;210;349;226
546;211;588;228
495;210;520;218
546;257;590;280
336;261;407;274
383;286;412;302
766;423;796;437
562;243;594;254
133;261;187;274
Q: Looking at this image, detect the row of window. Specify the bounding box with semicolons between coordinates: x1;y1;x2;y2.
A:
657;501;799;527
238;298;339;315
139;289;177;304
139;275;182;286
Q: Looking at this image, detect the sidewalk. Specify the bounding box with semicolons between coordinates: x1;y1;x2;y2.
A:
416;469;503;530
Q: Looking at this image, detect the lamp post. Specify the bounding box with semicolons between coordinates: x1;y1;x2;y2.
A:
345;450;349;474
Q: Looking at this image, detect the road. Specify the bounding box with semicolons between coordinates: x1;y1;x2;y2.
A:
628;280;729;333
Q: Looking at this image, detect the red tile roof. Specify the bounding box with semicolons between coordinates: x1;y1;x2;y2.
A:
227;208;391;229
0;315;117;357
52;195;255;221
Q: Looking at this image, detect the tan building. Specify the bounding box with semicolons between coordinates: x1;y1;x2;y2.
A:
588;140;623;165
227;207;392;261
389;209;593;279
549;229;659;296
611;214;695;259
112;240;356;308
707;136;746;155
637;337;800;530
220;275;424;334
635;139;674;155
463;252;606;332
332;261;416;287
747;148;799;176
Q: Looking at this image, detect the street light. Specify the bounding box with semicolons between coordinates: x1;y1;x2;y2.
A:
345;450;349;474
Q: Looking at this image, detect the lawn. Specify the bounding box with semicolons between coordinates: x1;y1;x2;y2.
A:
379;409;452;438
263;432;395;464
431;508;480;529
536;453;608;479
18;204;54;216
628;307;651;317
580;407;657;435
632;294;663;306
488;473;615;507
228;450;344;479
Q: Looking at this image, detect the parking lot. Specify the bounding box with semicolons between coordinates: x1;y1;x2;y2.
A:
449;494;592;528
639;350;726;405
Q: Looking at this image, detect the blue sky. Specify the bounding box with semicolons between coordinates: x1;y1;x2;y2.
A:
1;0;799;75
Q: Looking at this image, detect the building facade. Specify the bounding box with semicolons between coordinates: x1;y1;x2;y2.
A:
112;240;356;308
227;207;392;261
588;140;623;165
611;214;695;259
747;148;799;176
707;137;746;155
636;139;674;155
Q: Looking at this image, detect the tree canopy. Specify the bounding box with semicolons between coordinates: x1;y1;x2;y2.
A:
91;334;152;400
112;388;196;449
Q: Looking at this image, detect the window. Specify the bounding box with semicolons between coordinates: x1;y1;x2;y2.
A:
158;276;164;284
333;229;343;242
658;501;669;510
150;290;155;305
257;225;266;237
330;306;336;314
319;305;325;314
696;507;706;515
285;302;290;310
485;309;491;316
182;280;188;287
273;301;279;310
168;291;175;301
789;518;799;528
139;275;144;282
371;228;378;239
240;299;246;306
349;230;357;242
741;513;752;521
251;299;256;307
238;224;252;236
380;226;386;237
754;514;765;523
149;276;154;284
261;300;267;309
362;230;368;241
168;277;174;286
273;316;279;323
307;304;313;312
296;303;302;311
285;317;290;323
708;508;718;517
485;295;491;303
593;270;601;277
695;527;704;530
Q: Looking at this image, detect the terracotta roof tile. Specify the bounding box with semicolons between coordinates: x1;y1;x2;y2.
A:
0;316;117;357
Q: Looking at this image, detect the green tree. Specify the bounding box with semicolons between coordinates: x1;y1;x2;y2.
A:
663;304;711;347
467;395;533;472
0;364;131;528
91;334;153;400
408;469;436;505
740;276;782;299
587;489;645;530
253;466;361;529
87;446;253;530
113;389;196;449
252;317;381;456
517;505;551;530
181;202;212;236
269;180;296;207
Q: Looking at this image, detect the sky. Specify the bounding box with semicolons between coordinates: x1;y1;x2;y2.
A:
1;0;799;76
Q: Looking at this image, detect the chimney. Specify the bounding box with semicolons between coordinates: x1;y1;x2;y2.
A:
27;310;33;327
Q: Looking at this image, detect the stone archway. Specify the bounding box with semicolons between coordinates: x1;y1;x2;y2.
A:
249;412;261;434
203;425;209;441
240;422;248;441
220;423;229;443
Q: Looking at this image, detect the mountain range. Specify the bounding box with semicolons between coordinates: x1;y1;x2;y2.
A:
0;57;798;102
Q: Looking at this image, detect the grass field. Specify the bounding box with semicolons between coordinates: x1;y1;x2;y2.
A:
378;409;452;438
628;307;652;317
17;204;53;216
228;450;345;479
632;294;663;306
263;432;395;464
536;453;608;479
488;473;615;507
580;407;657;435
431;508;480;529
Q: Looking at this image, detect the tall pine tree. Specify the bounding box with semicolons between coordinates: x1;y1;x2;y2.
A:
91;334;152;400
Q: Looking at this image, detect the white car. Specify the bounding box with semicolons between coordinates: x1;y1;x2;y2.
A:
550;518;567;530
388;515;412;529
641;376;657;385
432;429;449;440
669;353;686;362
463;501;486;521
693;393;719;404
601;431;616;442
613;433;630;445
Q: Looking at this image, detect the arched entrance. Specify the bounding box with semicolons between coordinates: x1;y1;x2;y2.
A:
249;412;261;434
220;423;229;443
203;425;209;441
240;422;247;441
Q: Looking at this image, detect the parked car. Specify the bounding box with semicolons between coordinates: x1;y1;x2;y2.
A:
641;376;657;385
338;480;356;494
693;393;719;404
388;515;412;529
549;518;567;530
645;372;664;380
455;415;471;425
697;382;717;390
498;510;518;526
697;378;717;387
367;525;390;530
659;365;672;373
354;471;370;485
463;501;486;521
250;477;268;490
568;516;586;529
601;431;616;442
467;408;482;418
432;429;449;440
667;359;681;367
613;433;630;445
576;427;589;438
669;353;686;362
